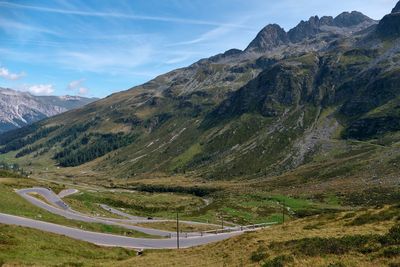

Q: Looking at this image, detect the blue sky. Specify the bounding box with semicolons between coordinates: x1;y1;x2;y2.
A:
0;0;397;98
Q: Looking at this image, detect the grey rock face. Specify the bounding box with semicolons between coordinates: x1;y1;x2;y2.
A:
245;24;289;52
288;16;325;43
376;12;400;38
333;11;374;27
288;12;374;43
392;1;400;13
0;88;97;133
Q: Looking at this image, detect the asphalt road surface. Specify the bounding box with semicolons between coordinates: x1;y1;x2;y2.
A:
0;213;242;249
58;188;79;198
16;188;174;237
0;187;257;249
17;188;226;236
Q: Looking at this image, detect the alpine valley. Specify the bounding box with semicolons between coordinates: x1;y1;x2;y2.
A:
1;2;400;266
3;5;400;189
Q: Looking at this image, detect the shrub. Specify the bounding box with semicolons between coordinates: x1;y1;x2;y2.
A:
60;262;84;267
262;255;294;267
389;225;400;244
250;245;268;262
327;262;346;267
381;224;400;245
348;209;398;226
383;246;400;258
0;169;24;178
271;235;377;257
342;212;356;219
134;184;218;197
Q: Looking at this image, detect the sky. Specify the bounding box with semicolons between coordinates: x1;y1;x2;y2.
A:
0;0;398;98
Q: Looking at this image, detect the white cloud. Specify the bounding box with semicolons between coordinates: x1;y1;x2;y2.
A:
67;79;89;95
0;67;25;81
27;84;54;95
68;78;85;90
78;87;88;95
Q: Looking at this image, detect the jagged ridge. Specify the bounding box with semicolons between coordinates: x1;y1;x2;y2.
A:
0;2;399;182
0;88;97;133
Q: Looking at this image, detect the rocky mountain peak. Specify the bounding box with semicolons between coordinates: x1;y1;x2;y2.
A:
245;24;288;53
392;1;400;13
287;15;326;43
376;1;400;38
287;11;373;43
333;11;374;27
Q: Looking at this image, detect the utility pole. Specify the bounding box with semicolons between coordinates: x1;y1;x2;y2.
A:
176;210;180;249
282;199;285;226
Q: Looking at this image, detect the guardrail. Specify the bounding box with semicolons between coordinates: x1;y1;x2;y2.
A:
203;222;278;234
167;222;278;238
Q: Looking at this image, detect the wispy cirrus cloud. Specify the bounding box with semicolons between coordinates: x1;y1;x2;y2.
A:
0;18;59;36
0;67;25;81
0;1;253;29
169;25;244;46
56;44;154;73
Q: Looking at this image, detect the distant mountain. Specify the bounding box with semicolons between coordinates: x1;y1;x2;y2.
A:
0;88;97;133
1;1;400;193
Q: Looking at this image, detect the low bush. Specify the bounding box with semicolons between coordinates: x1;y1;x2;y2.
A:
262;255;294;267
282;235;374;256
348;208;399;226
133;184;218;197
327;262;346;267
0;169;24;178
381;224;400;245
250;245;268;262
270;223;400;261
383;246;400;258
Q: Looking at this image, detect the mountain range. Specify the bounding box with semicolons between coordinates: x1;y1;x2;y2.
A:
1;2;400;191
0;88;97;133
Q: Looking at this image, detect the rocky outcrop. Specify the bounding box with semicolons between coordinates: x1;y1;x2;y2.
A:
288;12;374;43
288;16;329;43
376;12;400;38
245;24;288;52
333;11;374;27
392;1;400;13
242;11;375;53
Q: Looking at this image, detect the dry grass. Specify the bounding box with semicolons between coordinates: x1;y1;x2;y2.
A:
115;206;399;267
27;192;57;207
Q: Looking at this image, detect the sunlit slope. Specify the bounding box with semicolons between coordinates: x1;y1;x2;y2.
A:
1;7;400;185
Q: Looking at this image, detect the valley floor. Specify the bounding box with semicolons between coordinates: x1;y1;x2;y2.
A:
0;176;398;266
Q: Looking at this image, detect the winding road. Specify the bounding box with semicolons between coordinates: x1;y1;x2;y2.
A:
0;187;249;249
0;213;241;249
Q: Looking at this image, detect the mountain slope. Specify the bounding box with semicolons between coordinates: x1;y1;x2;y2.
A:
1;3;400;190
0;88;97;133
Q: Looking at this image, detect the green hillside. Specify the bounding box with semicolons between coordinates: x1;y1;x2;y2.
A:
1;4;400;196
